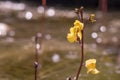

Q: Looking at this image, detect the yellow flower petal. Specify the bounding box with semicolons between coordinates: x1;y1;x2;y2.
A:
89;14;96;23
87;68;100;74
85;59;100;74
91;68;100;74
74;20;84;30
70;27;75;33
87;69;93;74
74;20;81;26
77;32;82;40
67;20;84;43
85;59;96;69
67;33;76;43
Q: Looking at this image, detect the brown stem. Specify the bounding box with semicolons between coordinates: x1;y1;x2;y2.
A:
34;35;40;80
75;7;84;80
34;61;38;80
80;6;84;22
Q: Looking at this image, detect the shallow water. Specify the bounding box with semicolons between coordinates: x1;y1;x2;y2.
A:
0;2;120;80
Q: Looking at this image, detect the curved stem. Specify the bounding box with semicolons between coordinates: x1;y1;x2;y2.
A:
75;30;84;80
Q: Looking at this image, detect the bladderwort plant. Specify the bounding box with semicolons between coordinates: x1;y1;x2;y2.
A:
67;7;100;80
34;33;42;80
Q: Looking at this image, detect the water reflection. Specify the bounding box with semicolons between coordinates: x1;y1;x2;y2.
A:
0;1;25;11
91;32;98;39
0;23;10;37
96;37;102;43
0;23;15;38
25;11;33;20
52;54;60;63
37;6;45;14
36;43;40;50
46;8;55;17
100;26;106;32
45;34;52;40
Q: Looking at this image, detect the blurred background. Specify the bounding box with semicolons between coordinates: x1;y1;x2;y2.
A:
0;0;120;80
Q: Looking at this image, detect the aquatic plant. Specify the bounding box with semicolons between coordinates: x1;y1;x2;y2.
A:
67;7;99;80
34;33;42;80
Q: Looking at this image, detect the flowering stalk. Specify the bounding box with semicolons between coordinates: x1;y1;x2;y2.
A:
75;6;84;80
34;35;41;80
67;6;99;80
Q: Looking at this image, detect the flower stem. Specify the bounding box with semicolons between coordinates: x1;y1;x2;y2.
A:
34;35;40;80
75;7;84;80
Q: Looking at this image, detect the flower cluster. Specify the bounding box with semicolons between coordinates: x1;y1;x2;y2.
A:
67;20;84;43
85;59;100;74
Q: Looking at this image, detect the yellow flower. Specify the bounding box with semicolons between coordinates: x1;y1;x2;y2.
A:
67;20;84;43
89;14;96;23
77;32;82;40
74;20;84;30
70;27;75;33
67;33;77;43
85;59;100;74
